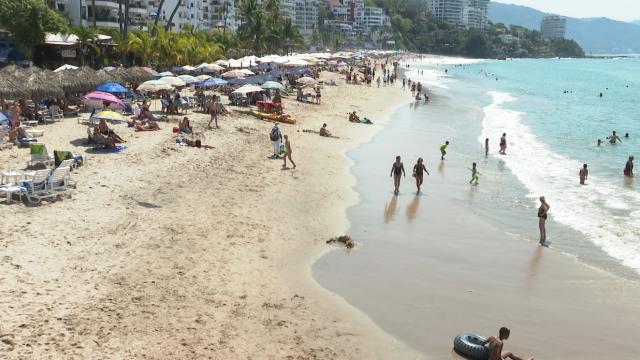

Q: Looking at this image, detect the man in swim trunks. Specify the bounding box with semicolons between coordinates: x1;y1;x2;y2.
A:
499;133;507;155
579;164;588;185
624;156;634;177
607;131;622;144
482;327;534;360
440;141;450;160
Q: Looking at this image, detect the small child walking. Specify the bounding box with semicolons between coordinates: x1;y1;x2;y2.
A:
469;162;480;185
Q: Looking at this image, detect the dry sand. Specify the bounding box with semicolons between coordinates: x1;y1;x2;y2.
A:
0;71;423;358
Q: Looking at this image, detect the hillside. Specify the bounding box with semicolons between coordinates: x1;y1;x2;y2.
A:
489;2;640;54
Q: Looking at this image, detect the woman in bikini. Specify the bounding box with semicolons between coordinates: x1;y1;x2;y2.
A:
538;196;550;245
390;156;406;195
413;157;429;194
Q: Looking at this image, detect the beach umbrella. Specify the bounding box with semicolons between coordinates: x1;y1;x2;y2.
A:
91;110;125;122
196;74;212;81
83;91;126;108
54;64;78;72
232;84;263;94
141;67;155;74
137;80;173;92
283;59;310;67
239;69;255;76
214;59;229;67
96;82;129;94
25;73;64;99
159;76;186;87
177;75;199;84
0;74;25;98
102;66;116;72
222;69;247;79
261;81;285;90
123;67;155;84
181;65;196;72
296;76;317;86
0;112;7;121
157;71;174;77
201;77;228;88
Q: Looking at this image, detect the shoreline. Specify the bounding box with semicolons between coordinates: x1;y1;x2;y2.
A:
314;61;640;359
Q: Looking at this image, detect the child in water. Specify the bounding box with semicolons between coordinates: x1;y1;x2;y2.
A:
440;141;450;160
469;163;480;185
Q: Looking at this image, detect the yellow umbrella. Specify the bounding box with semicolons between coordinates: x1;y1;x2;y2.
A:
91;110;125;122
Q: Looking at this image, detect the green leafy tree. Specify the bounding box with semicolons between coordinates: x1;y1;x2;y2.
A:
72;26;100;66
0;0;70;59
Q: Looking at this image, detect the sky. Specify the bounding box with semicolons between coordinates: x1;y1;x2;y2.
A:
493;0;639;22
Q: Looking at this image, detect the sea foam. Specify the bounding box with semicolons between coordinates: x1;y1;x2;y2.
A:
480;91;640;273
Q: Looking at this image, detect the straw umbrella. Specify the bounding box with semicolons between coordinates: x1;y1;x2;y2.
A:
127;66;155;83
0;73;25;99
24;73;64;99
95;69;115;85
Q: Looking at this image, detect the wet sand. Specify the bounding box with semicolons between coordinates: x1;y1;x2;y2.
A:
314;85;640;359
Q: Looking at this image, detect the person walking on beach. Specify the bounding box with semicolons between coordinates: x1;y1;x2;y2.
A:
607;131;622;144
579;164;588;185
499;133;507;155
440;141;450;160
469;163;480;185
402;78;406;90
481;327;534;360
485;138;490;156
207;96;219;129
390;156;406;195
538;196;550;245
624;156;634;177
282;135;296;169
269;123;282;159
413;157;430;194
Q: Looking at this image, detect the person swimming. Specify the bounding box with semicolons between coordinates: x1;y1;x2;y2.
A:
597;139;603;146
607;131;622;144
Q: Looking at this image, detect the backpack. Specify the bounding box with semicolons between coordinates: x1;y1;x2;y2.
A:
270;127;280;141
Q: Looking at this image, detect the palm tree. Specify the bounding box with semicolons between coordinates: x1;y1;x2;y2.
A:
237;0;268;55
73;26;99;66
165;0;181;31
91;0;97;27
153;0;166;35
126;31;156;66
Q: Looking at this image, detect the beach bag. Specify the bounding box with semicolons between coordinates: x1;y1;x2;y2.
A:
270;128;280;141
279;144;287;154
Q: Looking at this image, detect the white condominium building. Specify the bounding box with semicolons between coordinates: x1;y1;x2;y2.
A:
426;0;489;29
540;16;566;39
280;0;318;36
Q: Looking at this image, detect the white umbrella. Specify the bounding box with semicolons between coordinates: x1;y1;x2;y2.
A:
296;76;317;86
177;75;199;84
54;64;78;72
214;59;229;67
196;74;212;81
284;59;310;67
232;84;264;94
157;71;174;77
159;76;187;86
222;69;247;79
137;80;173;92
239;69;255;76
181;65;196;72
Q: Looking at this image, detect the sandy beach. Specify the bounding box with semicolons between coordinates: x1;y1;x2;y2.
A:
0;70;422;358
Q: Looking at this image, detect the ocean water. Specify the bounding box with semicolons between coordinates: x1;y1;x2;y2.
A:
445;58;640;274
312;57;640;357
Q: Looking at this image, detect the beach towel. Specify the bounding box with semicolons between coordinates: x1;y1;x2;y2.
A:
30;143;45;156
94;145;127;153
54;150;72;167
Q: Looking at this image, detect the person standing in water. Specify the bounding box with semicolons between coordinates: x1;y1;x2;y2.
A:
485;138;490;156
624;156;634;177
579;164;588;185
499;133;507;155
390;156;406;195
538;196;550;245
469;163;480;185
607;131;622;144
282;134;296;169
597;139;603;146
440;141;450;160
413;157;430;194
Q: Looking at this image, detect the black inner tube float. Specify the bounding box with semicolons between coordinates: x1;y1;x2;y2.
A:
453;333;490;359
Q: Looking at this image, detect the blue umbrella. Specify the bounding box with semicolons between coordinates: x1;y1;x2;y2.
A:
202;77;228;88
96;82;129;94
0;112;7;122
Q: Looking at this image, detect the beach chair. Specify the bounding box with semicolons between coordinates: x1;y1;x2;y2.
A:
27;143;54;168
21;116;38;127
47;166;73;195
19;169;56;205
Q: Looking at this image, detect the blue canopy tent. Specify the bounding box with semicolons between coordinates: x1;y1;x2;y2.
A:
96;82;129;94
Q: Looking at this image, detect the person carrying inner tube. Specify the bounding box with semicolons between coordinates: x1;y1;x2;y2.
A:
481;327;534;360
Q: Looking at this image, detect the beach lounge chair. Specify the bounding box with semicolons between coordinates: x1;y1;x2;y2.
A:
27;143;54;168
19;169;56;205
47;166;73;194
43;106;64;124
54;150;83;169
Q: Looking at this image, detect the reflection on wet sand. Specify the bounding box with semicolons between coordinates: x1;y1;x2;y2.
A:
438;160;445;175
406;195;421;223
525;245;544;289
384;195;399;223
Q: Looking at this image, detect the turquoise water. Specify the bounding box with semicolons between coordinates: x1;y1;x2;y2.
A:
447;58;640;274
